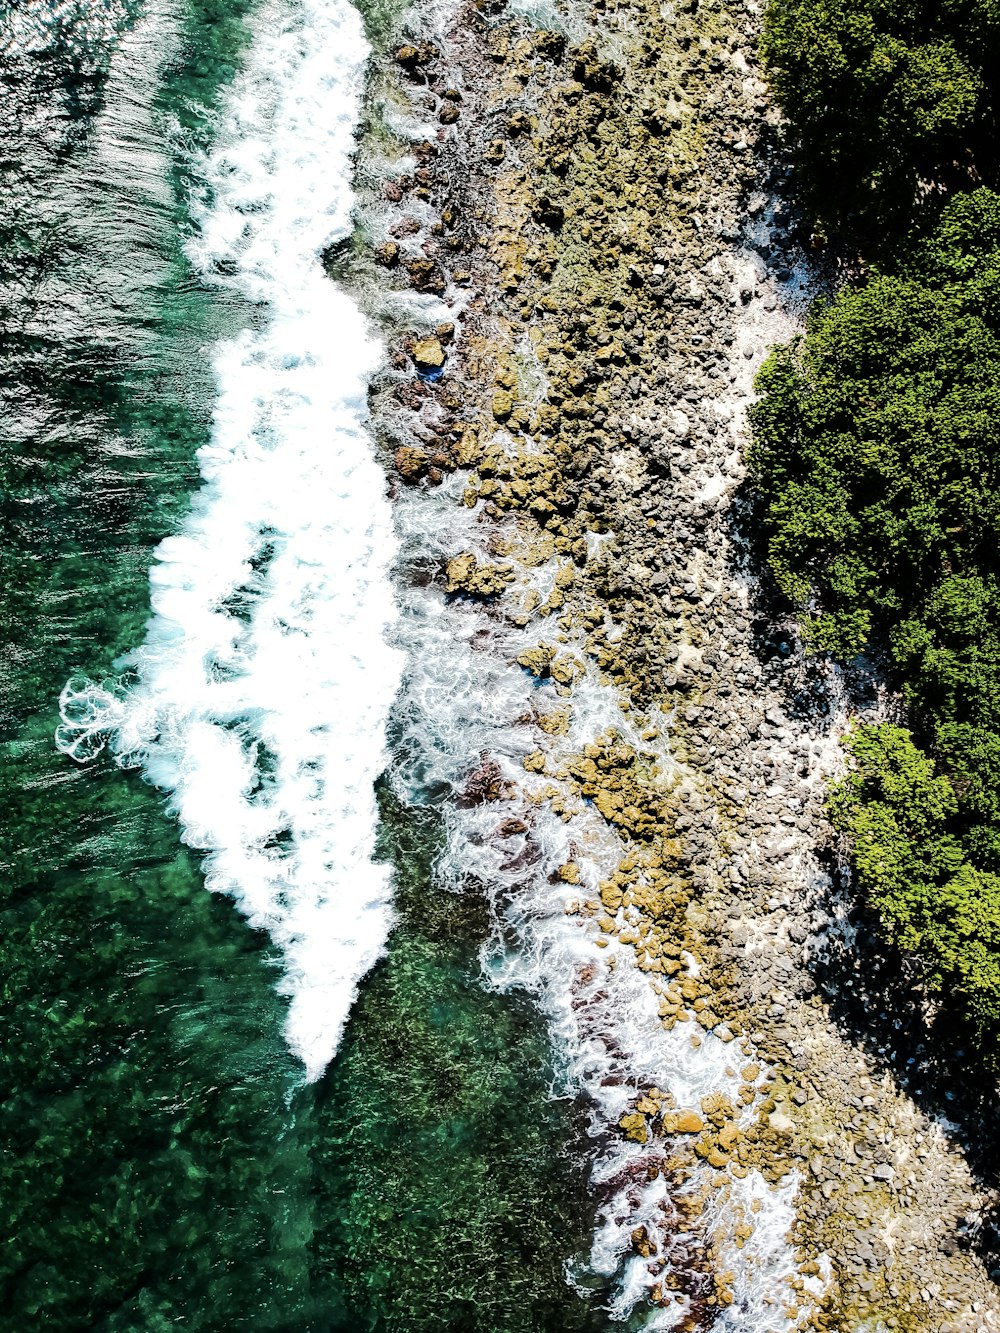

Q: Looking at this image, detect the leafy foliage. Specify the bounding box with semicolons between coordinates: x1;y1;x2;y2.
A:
750;191;1000;663
761;0;1000;236
829;726;1000;1040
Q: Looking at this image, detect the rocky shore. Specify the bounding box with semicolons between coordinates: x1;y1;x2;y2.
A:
345;0;1000;1325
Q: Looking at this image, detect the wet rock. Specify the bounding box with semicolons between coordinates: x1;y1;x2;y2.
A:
631;1224;656;1257
407;258;447;293
460;759;511;806
619;1112;649;1144
394;445;428;482
663;1110;705;1135
446;552;513;597
394;41;438;71
411;336;446;374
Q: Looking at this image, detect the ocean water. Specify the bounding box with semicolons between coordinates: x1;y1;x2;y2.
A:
1;0;604;1327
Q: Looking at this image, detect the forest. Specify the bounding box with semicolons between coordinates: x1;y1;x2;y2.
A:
753;0;1000;1053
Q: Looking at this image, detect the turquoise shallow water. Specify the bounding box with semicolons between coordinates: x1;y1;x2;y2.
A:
0;1;607;1326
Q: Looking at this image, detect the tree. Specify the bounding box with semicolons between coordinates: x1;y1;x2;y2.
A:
762;0;998;238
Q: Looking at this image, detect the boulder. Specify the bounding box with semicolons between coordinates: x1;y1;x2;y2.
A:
618;1112;648;1144
411;336;446;374
663;1110;705;1135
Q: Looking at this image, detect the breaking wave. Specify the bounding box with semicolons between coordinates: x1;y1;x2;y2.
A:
57;0;403;1081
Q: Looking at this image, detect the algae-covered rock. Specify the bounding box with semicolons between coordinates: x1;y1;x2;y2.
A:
533;29;566;59
395;445;428;482
538;707;571;735
446;552;513;597
407;258;446;293
492;390;515;421
517;644;553;677
451;426;481;467
394;41;437;69
618;1112;648;1144
718;1122;742;1153
411;336;446;373
662;1110;705;1135
549;655;583;686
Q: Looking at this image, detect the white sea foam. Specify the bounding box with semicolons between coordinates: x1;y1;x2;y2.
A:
57;0;403;1080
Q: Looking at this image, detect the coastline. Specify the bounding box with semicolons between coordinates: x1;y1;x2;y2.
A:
345;0;1000;1326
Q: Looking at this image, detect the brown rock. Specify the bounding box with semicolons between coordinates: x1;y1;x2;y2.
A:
411;336;446;373
533;29;567;59
619;1112;648;1144
663;1110;704;1135
407;258;446;294
445;553;513;597
718;1122;742;1153
492;390;515;420
631;1225;655;1258
394;445;428;482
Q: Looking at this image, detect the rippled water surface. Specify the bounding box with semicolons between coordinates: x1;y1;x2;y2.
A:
0;0;605;1326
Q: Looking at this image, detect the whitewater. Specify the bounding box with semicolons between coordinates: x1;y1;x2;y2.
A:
57;0;403;1081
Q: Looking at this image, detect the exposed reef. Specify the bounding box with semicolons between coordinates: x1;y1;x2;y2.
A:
350;0;1000;1326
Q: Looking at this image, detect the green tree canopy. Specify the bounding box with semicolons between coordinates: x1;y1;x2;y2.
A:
762;0;1000;236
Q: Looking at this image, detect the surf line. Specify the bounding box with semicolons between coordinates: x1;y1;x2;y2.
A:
57;0;403;1082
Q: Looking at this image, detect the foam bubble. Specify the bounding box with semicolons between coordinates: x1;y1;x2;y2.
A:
57;0;403;1080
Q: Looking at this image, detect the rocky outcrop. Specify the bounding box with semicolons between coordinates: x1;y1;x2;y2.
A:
353;0;1000;1327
